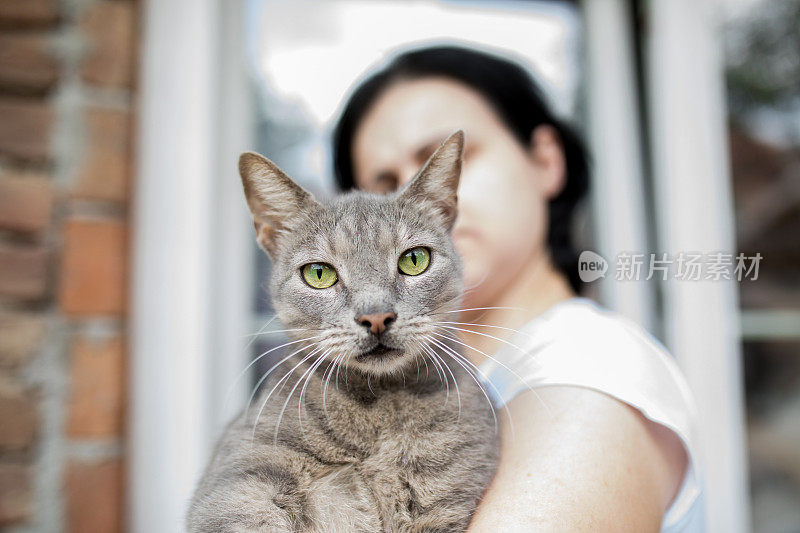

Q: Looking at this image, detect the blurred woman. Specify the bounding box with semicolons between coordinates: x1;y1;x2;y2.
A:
332;44;704;532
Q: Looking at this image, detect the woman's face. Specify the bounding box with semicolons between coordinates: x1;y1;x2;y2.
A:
352;77;565;308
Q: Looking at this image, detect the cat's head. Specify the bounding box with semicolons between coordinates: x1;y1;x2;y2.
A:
239;131;464;377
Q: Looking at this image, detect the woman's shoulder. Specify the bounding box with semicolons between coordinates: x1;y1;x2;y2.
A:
487;296;699;440
514;298;695;397
478;296;705;531
529;296;676;360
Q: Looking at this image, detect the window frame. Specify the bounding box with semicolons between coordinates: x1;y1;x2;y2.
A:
129;0;254;529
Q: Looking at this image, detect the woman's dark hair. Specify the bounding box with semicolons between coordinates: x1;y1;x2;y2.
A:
332;44;590;292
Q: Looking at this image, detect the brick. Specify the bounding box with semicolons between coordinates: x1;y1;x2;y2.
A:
0;378;37;450
0;0;59;29
0;311;44;369
65;459;122;533
0;97;53;161
0;33;59;94
0;243;48;301
0;462;32;525
59;219;126;316
67;335;124;437
80;2;135;88
0;172;53;234
72;108;130;202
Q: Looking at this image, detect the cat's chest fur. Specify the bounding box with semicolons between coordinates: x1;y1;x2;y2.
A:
190;365;498;533
278;367;495;526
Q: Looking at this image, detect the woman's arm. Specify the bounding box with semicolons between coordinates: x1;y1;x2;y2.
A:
468;386;688;532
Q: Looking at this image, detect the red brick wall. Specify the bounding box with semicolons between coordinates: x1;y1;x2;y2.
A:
0;0;136;530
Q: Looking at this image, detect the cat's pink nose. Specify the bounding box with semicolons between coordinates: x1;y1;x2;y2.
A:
357;312;396;335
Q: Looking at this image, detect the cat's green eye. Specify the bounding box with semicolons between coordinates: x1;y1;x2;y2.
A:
302;263;338;289
398;247;430;276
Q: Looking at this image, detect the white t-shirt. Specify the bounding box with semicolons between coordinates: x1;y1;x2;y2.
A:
476;297;705;532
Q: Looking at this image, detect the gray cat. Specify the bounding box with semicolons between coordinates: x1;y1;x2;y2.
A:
187;131;499;532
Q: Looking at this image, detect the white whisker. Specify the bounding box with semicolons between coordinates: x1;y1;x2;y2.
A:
437;321;535;339
434;324;530;355
422;335;501;435
424;343;448;399
233;335;325;398
322;352;345;420
250;344;327;442
243;314;278;351
243;327;319;338
273;349;331;445
419;341;461;420
244;339;325;416
429;306;529;316
431;330;554;421
297;349;334;436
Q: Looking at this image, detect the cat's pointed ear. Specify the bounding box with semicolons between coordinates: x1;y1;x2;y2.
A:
239;152;319;256
399;130;464;232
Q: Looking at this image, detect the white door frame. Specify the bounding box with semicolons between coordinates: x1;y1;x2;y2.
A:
644;0;750;530
129;1;253;530
584;0;656;331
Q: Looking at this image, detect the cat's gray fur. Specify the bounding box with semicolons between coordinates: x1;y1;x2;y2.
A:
187;132;498;532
